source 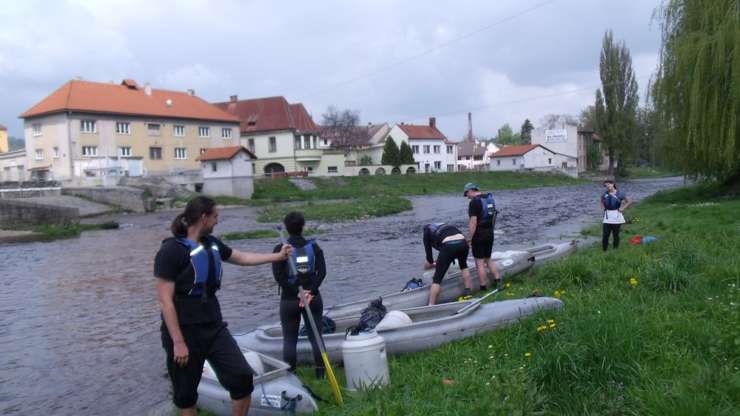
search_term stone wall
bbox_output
[0,199,79,227]
[0,187,62,199]
[62,186,153,213]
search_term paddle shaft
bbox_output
[456,287,502,315]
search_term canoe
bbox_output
[525,240,577,266]
[324,250,534,319]
[236,297,562,364]
[147,350,318,415]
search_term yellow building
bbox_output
[19,79,240,181]
[0,124,8,153]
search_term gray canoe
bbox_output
[147,349,318,415]
[324,250,534,319]
[525,240,578,266]
[236,297,562,364]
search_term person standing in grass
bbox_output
[155,196,292,416]
[272,211,328,379]
[601,179,631,251]
[464,183,502,290]
[423,222,474,305]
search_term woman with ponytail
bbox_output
[154,196,291,415]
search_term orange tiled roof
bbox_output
[0,124,6,131]
[398,124,446,140]
[213,96,318,134]
[492,144,540,157]
[20,80,240,123]
[198,146,256,162]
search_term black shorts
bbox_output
[161,321,254,409]
[432,240,469,284]
[471,236,494,259]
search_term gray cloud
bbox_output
[0,0,661,140]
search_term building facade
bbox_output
[19,79,240,182]
[391,117,457,173]
[0,124,8,154]
[457,139,497,171]
[530,115,607,173]
[490,144,576,176]
[199,146,256,198]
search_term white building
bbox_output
[198,146,256,198]
[0,150,27,182]
[531,115,607,173]
[457,139,498,171]
[489,144,577,176]
[390,117,457,173]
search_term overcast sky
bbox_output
[0,0,663,140]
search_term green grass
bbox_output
[256,196,413,223]
[31,221,119,241]
[220,227,325,241]
[252,171,585,202]
[289,184,740,415]
[621,166,681,179]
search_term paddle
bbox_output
[456,286,504,315]
[278,227,344,407]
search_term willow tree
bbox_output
[594,30,639,176]
[653,0,739,180]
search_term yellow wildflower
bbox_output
[505,282,512,288]
[524,352,532,358]
[629,277,639,287]
[549,323,557,329]
[537,325,547,332]
[546,319,555,324]
[554,290,561,298]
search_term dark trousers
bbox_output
[602,223,622,251]
[161,322,253,409]
[280,293,324,372]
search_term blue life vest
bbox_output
[175,237,222,298]
[288,240,316,286]
[602,191,623,211]
[478,193,497,227]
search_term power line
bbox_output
[301,0,558,99]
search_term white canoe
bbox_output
[147,349,318,415]
[236,297,562,364]
[324,250,534,319]
[525,240,577,267]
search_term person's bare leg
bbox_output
[461,268,473,292]
[232,396,250,416]
[180,407,197,416]
[429,283,441,305]
[474,258,488,290]
[487,258,501,286]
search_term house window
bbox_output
[512,159,516,166]
[174,147,187,160]
[423,145,430,154]
[412,145,419,154]
[198,126,210,138]
[118,146,132,157]
[474,155,483,161]
[446,145,453,154]
[53,147,60,158]
[323,138,328,146]
[434,161,441,170]
[447,164,455,172]
[35,149,44,160]
[115,122,130,135]
[466,156,471,161]
[303,135,311,149]
[173,125,185,137]
[32,123,42,136]
[294,136,302,150]
[312,136,317,149]
[80,120,97,133]
[247,138,255,153]
[149,147,162,160]
[433,145,440,154]
[221,128,232,139]
[548,158,552,165]
[268,136,276,153]
[211,162,217,172]
[82,146,98,156]
[328,166,338,173]
[497,160,501,166]
[147,123,161,135]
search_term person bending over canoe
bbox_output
[272,211,327,379]
[423,222,474,305]
[601,179,631,251]
[464,183,502,290]
[154,196,291,416]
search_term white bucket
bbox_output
[341,331,389,391]
[375,310,413,331]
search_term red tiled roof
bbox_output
[213,96,318,134]
[197,146,256,162]
[20,80,240,123]
[398,124,446,140]
[0,124,6,131]
[492,144,540,157]
[457,140,488,157]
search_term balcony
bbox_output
[294,148,322,162]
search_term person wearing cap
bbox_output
[463,183,502,290]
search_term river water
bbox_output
[0,177,683,415]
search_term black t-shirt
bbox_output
[154,235,233,296]
[423,224,463,263]
[468,197,494,239]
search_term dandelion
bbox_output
[547,319,555,324]
[488,344,493,349]
[549,323,557,329]
[537,325,547,332]
[524,352,532,358]
[629,277,638,287]
[505,282,512,289]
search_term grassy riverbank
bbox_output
[256,196,412,223]
[291,184,740,415]
[253,171,584,202]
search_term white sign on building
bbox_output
[545,129,568,143]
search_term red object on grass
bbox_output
[629,235,642,245]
